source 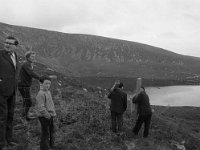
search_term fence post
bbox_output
[134,78,142,112]
[127,78,142,114]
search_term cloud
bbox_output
[158,32,179,39]
[0,0,200,57]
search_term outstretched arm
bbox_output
[132,93,141,103]
[107,90,113,99]
[24,63,40,80]
[107,81,118,99]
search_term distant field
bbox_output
[143,86,200,106]
[78,76,199,91]
[79,76,200,106]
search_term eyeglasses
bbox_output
[5,42,17,46]
[5,39,19,46]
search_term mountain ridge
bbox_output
[2,46,200,150]
[1,22,200,82]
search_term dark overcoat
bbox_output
[0,49,19,96]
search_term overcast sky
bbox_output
[0,0,200,57]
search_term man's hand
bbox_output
[115,80,120,85]
[111,80,120,91]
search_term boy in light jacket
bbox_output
[36,76,56,150]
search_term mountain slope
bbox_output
[1,22,200,81]
[13,57,200,150]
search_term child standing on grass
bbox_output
[36,76,56,150]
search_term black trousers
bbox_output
[18,87,32,118]
[39,117,54,150]
[133,114,152,138]
[111,111,123,133]
[0,94,15,148]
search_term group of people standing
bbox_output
[0,36,56,150]
[107,81,152,138]
[0,36,152,150]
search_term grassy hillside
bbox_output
[10,56,200,150]
[1,22,200,83]
[1,22,200,149]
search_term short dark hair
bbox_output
[25,51,36,60]
[141,86,145,91]
[39,75,51,83]
[6,36,19,45]
[118,82,124,88]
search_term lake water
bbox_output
[129,86,200,107]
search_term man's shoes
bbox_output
[132,133,138,139]
[7,141,18,147]
[116,132,124,136]
[0,146,8,150]
[50,143,55,148]
[110,127,117,133]
[50,145,56,150]
[26,116,32,121]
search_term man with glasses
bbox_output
[0,36,20,150]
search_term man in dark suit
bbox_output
[132,86,152,138]
[18,51,40,121]
[108,81,127,133]
[0,36,20,150]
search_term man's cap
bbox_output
[141,86,145,91]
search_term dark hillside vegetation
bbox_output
[1,22,200,149]
[10,56,200,150]
[1,22,200,83]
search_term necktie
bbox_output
[7,51,16,68]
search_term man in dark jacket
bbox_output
[132,86,152,138]
[18,51,40,120]
[108,81,127,133]
[0,36,20,150]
